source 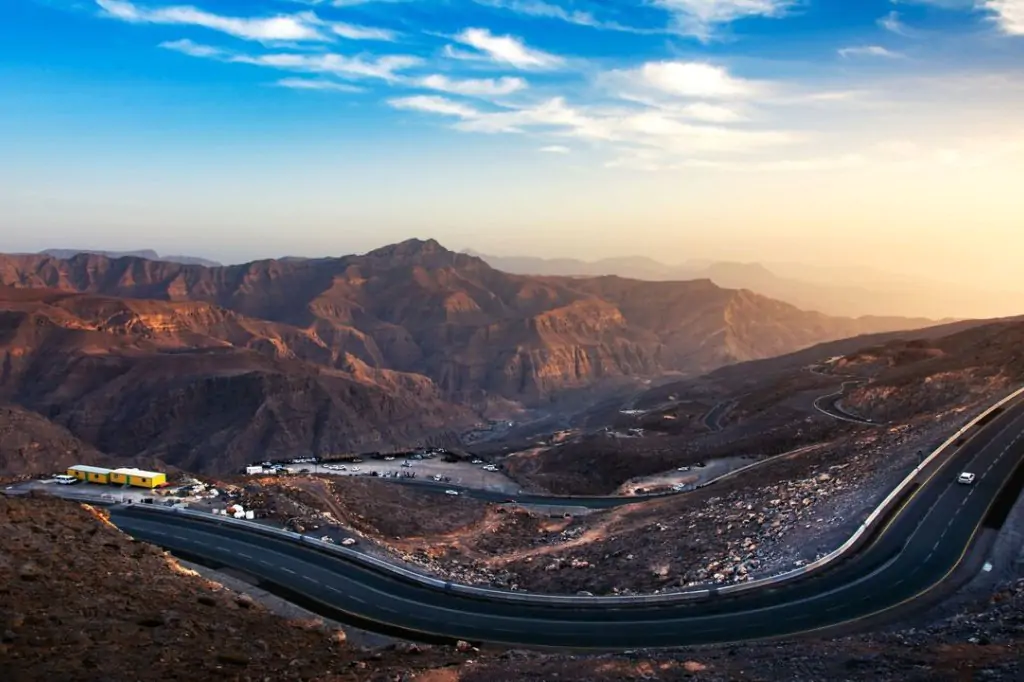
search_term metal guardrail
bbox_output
[119,384,1024,606]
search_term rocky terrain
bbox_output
[234,400,982,596]
[0,288,476,475]
[3,491,1023,681]
[0,403,112,476]
[0,492,472,682]
[0,239,935,405]
[207,316,1024,597]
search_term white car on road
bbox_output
[957,472,976,485]
[444,489,460,496]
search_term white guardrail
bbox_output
[120,384,1024,606]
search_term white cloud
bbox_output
[894,0,1023,35]
[677,102,745,122]
[275,77,364,92]
[539,145,571,153]
[389,95,481,118]
[878,11,910,35]
[236,52,420,80]
[96,0,395,43]
[838,45,903,58]
[473,0,659,34]
[385,93,798,156]
[450,28,563,69]
[652,0,797,40]
[160,39,421,81]
[417,74,527,97]
[158,38,224,57]
[981,0,1024,34]
[629,61,762,98]
[326,22,397,41]
[97,0,327,41]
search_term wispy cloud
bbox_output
[416,74,527,97]
[385,93,799,155]
[838,45,903,58]
[878,11,910,35]
[473,0,660,34]
[651,0,797,41]
[275,77,364,92]
[390,95,480,118]
[160,39,420,81]
[449,28,564,69]
[539,145,571,153]
[96,0,395,43]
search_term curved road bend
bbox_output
[814,380,875,425]
[109,397,1024,649]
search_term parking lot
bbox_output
[6,478,159,503]
[282,458,521,494]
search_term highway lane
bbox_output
[108,395,1024,648]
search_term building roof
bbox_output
[68,465,113,475]
[111,467,164,478]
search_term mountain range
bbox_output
[35,249,222,268]
[0,238,946,473]
[466,250,1016,321]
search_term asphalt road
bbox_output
[108,396,1024,648]
[702,399,736,432]
[813,380,876,424]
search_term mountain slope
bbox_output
[0,240,935,403]
[0,288,475,474]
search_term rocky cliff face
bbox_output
[0,240,935,405]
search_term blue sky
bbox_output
[2,0,1023,288]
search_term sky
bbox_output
[1,0,1023,291]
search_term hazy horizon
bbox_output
[3,0,1023,294]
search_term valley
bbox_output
[0,240,946,477]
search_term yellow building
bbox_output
[110,467,167,489]
[67,465,113,484]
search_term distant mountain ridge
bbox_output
[464,250,1011,320]
[37,249,222,268]
[0,239,937,401]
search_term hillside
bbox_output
[0,239,936,404]
[0,403,112,476]
[0,288,475,475]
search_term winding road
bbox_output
[107,392,1024,648]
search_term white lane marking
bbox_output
[303,576,320,585]
[237,553,253,559]
[280,567,296,575]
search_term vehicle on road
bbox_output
[444,489,459,496]
[341,538,357,546]
[957,472,976,485]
